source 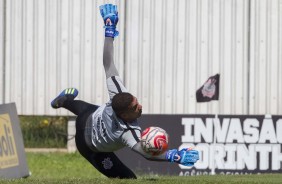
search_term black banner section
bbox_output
[116,114,282,176]
[0,103,29,179]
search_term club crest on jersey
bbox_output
[102,157,113,169]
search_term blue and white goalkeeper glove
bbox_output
[99,4,119,38]
[166,148,199,166]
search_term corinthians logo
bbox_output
[102,157,113,170]
[196,74,220,102]
[201,78,217,98]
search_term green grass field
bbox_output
[1,152,282,184]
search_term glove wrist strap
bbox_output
[165,149,177,163]
[105,28,119,38]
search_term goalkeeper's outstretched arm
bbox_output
[132,142,168,161]
[103,37,119,79]
[100,4,120,79]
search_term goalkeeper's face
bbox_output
[126,97,142,120]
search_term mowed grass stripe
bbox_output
[1,152,282,184]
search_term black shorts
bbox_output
[74,105,137,179]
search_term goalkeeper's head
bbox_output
[112,92,142,123]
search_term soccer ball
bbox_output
[141,126,169,156]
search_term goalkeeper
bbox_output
[51,4,199,179]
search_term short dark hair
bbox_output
[112,92,134,116]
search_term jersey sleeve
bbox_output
[106,76,128,100]
[121,128,141,149]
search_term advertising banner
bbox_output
[0,103,29,179]
[116,114,282,175]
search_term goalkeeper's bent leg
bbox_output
[75,110,137,179]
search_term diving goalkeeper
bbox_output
[51,4,199,179]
